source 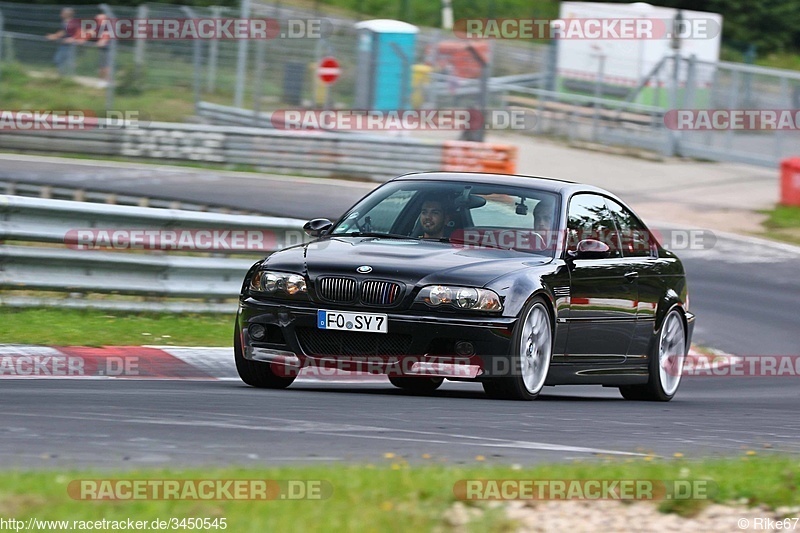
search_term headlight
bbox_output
[250,271,307,297]
[417,285,502,311]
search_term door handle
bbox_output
[624,271,639,281]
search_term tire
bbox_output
[389,376,444,392]
[234,323,296,389]
[619,308,687,402]
[482,297,553,400]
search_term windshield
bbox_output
[329,180,560,257]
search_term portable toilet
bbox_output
[354,19,419,111]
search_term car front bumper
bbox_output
[237,298,517,379]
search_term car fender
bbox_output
[487,265,560,319]
[655,289,687,333]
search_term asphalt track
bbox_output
[0,154,373,220]
[1,155,799,468]
[1,377,798,468]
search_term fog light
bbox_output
[249,323,266,340]
[455,341,475,356]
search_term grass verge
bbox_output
[759,205,800,246]
[1,456,798,531]
[0,308,232,346]
[0,63,197,123]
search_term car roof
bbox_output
[390,171,611,198]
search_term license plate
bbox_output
[317,310,388,333]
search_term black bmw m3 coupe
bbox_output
[235,172,695,401]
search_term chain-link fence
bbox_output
[643,55,800,166]
[0,1,552,112]
[0,2,108,80]
[1,1,798,166]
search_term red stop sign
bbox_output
[318,57,341,84]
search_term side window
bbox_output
[605,198,655,258]
[566,194,621,258]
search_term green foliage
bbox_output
[0,307,234,346]
[759,205,800,246]
[0,456,799,530]
[114,61,146,96]
[597,0,800,55]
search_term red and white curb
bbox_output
[0,344,385,382]
[0,344,735,381]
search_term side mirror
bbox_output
[568,239,610,260]
[303,218,333,237]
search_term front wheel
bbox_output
[620,308,687,402]
[234,323,296,389]
[483,298,552,400]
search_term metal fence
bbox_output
[0,1,551,111]
[0,194,307,312]
[672,58,800,167]
[1,1,798,168]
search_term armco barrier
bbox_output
[0,120,517,181]
[0,195,307,311]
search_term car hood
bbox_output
[264,236,551,287]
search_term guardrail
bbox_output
[0,195,307,312]
[498,85,670,155]
[0,120,482,181]
[197,102,276,128]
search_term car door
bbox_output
[605,197,661,359]
[564,193,638,362]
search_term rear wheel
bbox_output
[483,298,552,400]
[619,308,686,402]
[389,376,444,392]
[234,323,296,389]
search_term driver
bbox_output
[419,199,451,239]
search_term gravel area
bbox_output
[443,500,800,532]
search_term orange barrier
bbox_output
[442,141,517,175]
[780,157,800,207]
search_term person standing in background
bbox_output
[46,7,80,76]
[89,13,111,84]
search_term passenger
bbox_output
[533,199,554,233]
[533,199,556,251]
